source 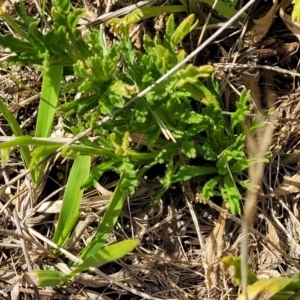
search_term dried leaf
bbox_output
[280,7,300,42]
[0,269,17,284]
[34,196,111,214]
[245,0,278,44]
[257,218,280,276]
[11,276,21,300]
[205,202,227,288]
[36,200,63,213]
[274,170,300,196]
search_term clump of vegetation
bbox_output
[0,0,255,287]
[4,1,300,299]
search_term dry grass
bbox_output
[1,0,300,299]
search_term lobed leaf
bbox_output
[221,174,241,215]
[171,14,198,45]
[231,91,251,129]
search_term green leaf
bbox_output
[175,65,214,88]
[55,0,70,12]
[292,0,300,22]
[109,7,186,36]
[180,81,221,109]
[24,270,64,287]
[2,12,29,41]
[117,160,139,194]
[1,148,10,167]
[171,165,218,183]
[25,240,139,286]
[202,176,222,198]
[36,64,63,137]
[0,98,31,168]
[198,0,244,20]
[57,93,100,116]
[29,145,61,176]
[181,140,196,158]
[0,35,36,56]
[64,240,139,282]
[0,137,61,149]
[221,174,241,214]
[80,173,129,259]
[83,159,120,189]
[237,277,300,300]
[52,155,91,248]
[171,14,198,45]
[222,256,257,287]
[141,6,186,20]
[166,14,176,39]
[231,91,250,129]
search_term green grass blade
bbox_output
[80,173,128,259]
[24,270,64,287]
[0,137,62,149]
[196,0,244,20]
[2,12,29,41]
[24,240,138,287]
[52,155,91,248]
[34,64,62,182]
[35,65,63,137]
[0,98,31,167]
[64,240,139,282]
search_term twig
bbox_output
[214,62,300,77]
[193,0,218,64]
[79,0,157,29]
[13,209,41,300]
[242,115,274,295]
[0,228,50,254]
[181,184,205,251]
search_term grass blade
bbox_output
[35,65,63,137]
[24,240,139,286]
[24,270,64,287]
[34,64,63,182]
[0,97,31,167]
[52,155,91,248]
[0,137,62,149]
[64,240,139,282]
[80,173,128,259]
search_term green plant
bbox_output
[58,10,253,215]
[0,0,140,286]
[222,256,300,300]
[0,0,253,212]
[24,240,139,287]
[178,0,246,20]
[0,0,255,287]
[292,0,300,22]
